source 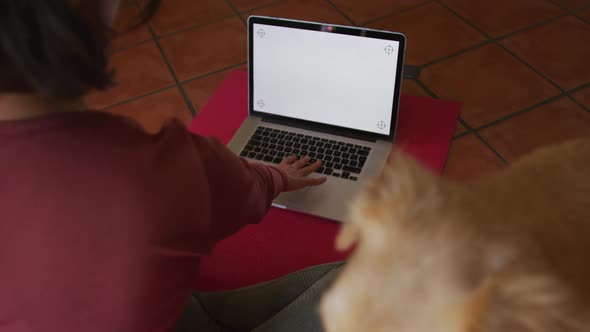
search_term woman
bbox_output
[0,1,341,331]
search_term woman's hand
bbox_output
[275,155,327,191]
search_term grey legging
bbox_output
[176,262,343,332]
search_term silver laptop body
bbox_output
[228,16,406,222]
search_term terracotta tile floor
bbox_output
[91,0,590,182]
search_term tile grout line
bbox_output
[100,85,177,111]
[473,93,565,132]
[131,0,199,116]
[359,1,434,26]
[179,62,248,85]
[240,0,286,16]
[223,0,247,25]
[144,25,197,116]
[323,0,357,25]
[415,77,507,164]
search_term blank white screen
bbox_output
[252,23,400,135]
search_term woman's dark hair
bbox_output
[0,0,161,99]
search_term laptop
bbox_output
[228,16,406,222]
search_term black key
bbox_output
[325,150,334,156]
[359,156,367,163]
[285,135,295,141]
[341,172,350,179]
[351,154,358,161]
[277,146,285,151]
[269,144,277,150]
[296,133,304,137]
[343,166,361,174]
[309,153,317,158]
[349,148,357,155]
[278,134,285,139]
[255,129,263,135]
[309,158,318,164]
[269,150,278,156]
[324,155,333,162]
[302,145,310,151]
[315,167,325,174]
[341,147,349,153]
[278,152,286,158]
[334,151,342,157]
[332,145,340,151]
[252,134,263,140]
[255,153,264,160]
[350,160,359,167]
[261,142,269,148]
[293,149,301,155]
[240,151,248,157]
[301,139,309,144]
[270,133,278,138]
[350,176,358,181]
[261,131,270,136]
[329,140,337,144]
[317,142,325,148]
[272,128,280,132]
[304,135,312,139]
[321,138,329,142]
[324,168,333,176]
[363,146,371,151]
[278,140,287,146]
[326,162,334,168]
[247,152,256,158]
[285,147,293,153]
[280,130,288,134]
[337,142,345,145]
[246,144,255,151]
[262,137,270,142]
[332,172,341,177]
[318,148,326,154]
[273,157,282,164]
[262,148,270,154]
[333,157,342,163]
[346,143,354,148]
[317,154,325,160]
[309,140,317,146]
[325,144,332,150]
[271,138,278,144]
[312,136,320,141]
[354,144,363,149]
[254,147,262,153]
[293,137,301,143]
[358,150,369,157]
[341,159,351,166]
[293,143,301,148]
[286,142,293,147]
[342,153,351,159]
[263,155,274,162]
[250,140,261,147]
[334,164,343,170]
[309,146,318,152]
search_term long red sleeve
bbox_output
[0,111,286,332]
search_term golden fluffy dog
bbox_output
[320,137,590,332]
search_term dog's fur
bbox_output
[320,137,590,332]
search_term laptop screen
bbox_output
[251,20,404,136]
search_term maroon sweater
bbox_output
[0,111,286,332]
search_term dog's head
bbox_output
[320,150,581,332]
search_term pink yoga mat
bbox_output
[189,70,461,291]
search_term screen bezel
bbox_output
[248,15,406,140]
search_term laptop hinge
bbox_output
[261,116,380,143]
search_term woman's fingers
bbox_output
[299,160,322,176]
[291,156,311,169]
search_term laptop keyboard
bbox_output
[239,126,371,181]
